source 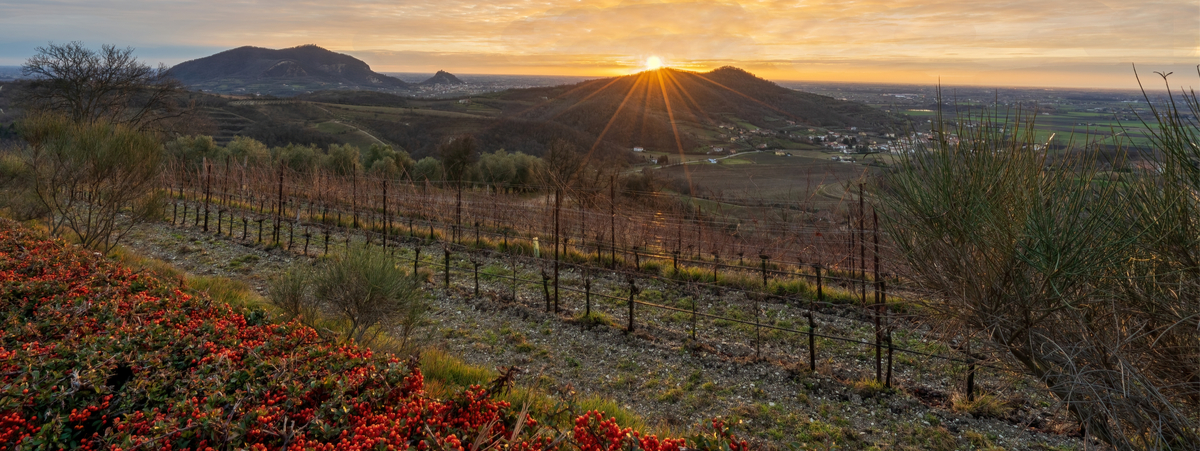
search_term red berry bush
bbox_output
[0,221,745,450]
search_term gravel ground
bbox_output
[120,214,1093,451]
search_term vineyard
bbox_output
[0,218,761,449]
[161,161,1041,411]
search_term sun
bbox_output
[645,56,664,71]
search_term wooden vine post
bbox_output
[584,268,592,317]
[473,260,481,297]
[811,264,821,372]
[758,255,769,360]
[610,175,616,269]
[554,187,561,314]
[274,163,283,246]
[627,277,639,333]
[203,159,212,233]
[383,178,389,251]
[883,280,893,388]
[874,208,882,383]
[443,247,450,289]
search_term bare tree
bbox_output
[542,138,584,190]
[20,42,185,131]
[438,135,478,235]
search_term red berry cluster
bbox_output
[0,221,744,450]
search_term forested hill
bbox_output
[169,45,409,95]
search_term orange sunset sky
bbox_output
[1,0,1197,89]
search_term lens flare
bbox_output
[645,56,664,71]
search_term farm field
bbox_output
[656,150,879,210]
[901,109,1161,149]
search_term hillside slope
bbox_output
[0,219,735,450]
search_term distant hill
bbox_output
[495,67,901,153]
[189,66,903,159]
[420,70,465,86]
[168,45,410,96]
[0,66,21,81]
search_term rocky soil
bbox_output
[120,214,1093,451]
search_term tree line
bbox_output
[162,133,641,195]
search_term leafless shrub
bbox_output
[270,245,427,347]
[876,82,1200,449]
[20,113,165,252]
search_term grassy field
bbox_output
[901,108,1162,149]
[656,149,875,211]
[313,121,383,148]
[319,102,494,119]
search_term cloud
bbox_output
[0,0,1196,87]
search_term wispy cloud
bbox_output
[0,0,1196,88]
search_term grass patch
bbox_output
[478,262,512,281]
[851,376,890,398]
[672,265,717,283]
[575,311,616,328]
[187,275,265,311]
[420,348,494,397]
[420,349,650,433]
[640,259,666,275]
[657,387,685,403]
[107,245,184,281]
[888,424,958,451]
[951,393,1011,419]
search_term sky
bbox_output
[1,0,1198,89]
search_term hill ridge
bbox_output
[420,70,465,86]
[169,45,409,95]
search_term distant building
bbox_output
[632,147,645,152]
